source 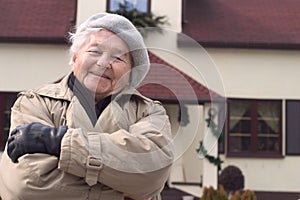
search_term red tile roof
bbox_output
[181,0,300,49]
[137,52,219,103]
[0,0,77,43]
[0,0,217,102]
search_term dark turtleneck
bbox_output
[67,72,112,125]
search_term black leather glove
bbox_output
[7,122,67,163]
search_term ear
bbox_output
[72,54,77,63]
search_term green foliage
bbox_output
[229,190,257,200]
[201,186,228,200]
[241,190,257,200]
[201,186,256,200]
[110,0,168,35]
[196,108,223,171]
[229,191,242,200]
[196,141,223,171]
[205,116,219,138]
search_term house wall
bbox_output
[207,48,300,99]
[144,32,300,100]
[207,48,300,193]
[221,156,300,193]
[164,104,204,184]
[0,43,70,91]
[142,13,300,195]
[164,104,204,197]
[151,0,182,32]
[156,43,300,193]
[76,0,106,25]
[76,0,182,32]
[143,31,226,97]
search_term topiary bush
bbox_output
[218,165,245,195]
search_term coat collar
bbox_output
[33,72,73,101]
[33,72,152,103]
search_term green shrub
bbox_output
[201,186,256,200]
[229,191,242,200]
[229,189,257,200]
[241,190,256,200]
[201,186,227,200]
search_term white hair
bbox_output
[68,27,103,66]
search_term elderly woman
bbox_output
[0,13,173,200]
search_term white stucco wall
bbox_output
[76,0,106,25]
[145,31,300,193]
[0,43,70,91]
[76,0,182,32]
[151,0,182,32]
[207,48,300,99]
[165,104,204,197]
[165,104,204,183]
[144,32,300,100]
[143,30,226,98]
[221,156,300,192]
[205,48,300,193]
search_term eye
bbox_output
[88,50,99,54]
[112,55,126,63]
[87,49,102,55]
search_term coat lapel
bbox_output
[66,96,100,132]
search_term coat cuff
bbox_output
[58,129,89,178]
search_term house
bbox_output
[0,0,300,199]
[180,0,300,199]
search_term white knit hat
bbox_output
[75,12,150,87]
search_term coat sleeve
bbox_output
[7,90,69,128]
[58,100,174,199]
[0,91,71,200]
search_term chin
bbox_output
[95,87,112,96]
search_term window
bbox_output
[227,99,282,157]
[0,92,18,151]
[286,100,300,155]
[107,0,151,13]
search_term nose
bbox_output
[96,54,112,68]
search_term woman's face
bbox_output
[72,29,132,101]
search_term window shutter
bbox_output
[286,100,300,155]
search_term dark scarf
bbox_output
[67,72,112,125]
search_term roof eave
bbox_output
[177,35,300,50]
[0,36,69,45]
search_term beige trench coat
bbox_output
[0,73,173,200]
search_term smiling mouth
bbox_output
[91,72,112,80]
[101,74,111,80]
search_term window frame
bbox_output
[226,99,283,158]
[106,0,151,13]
